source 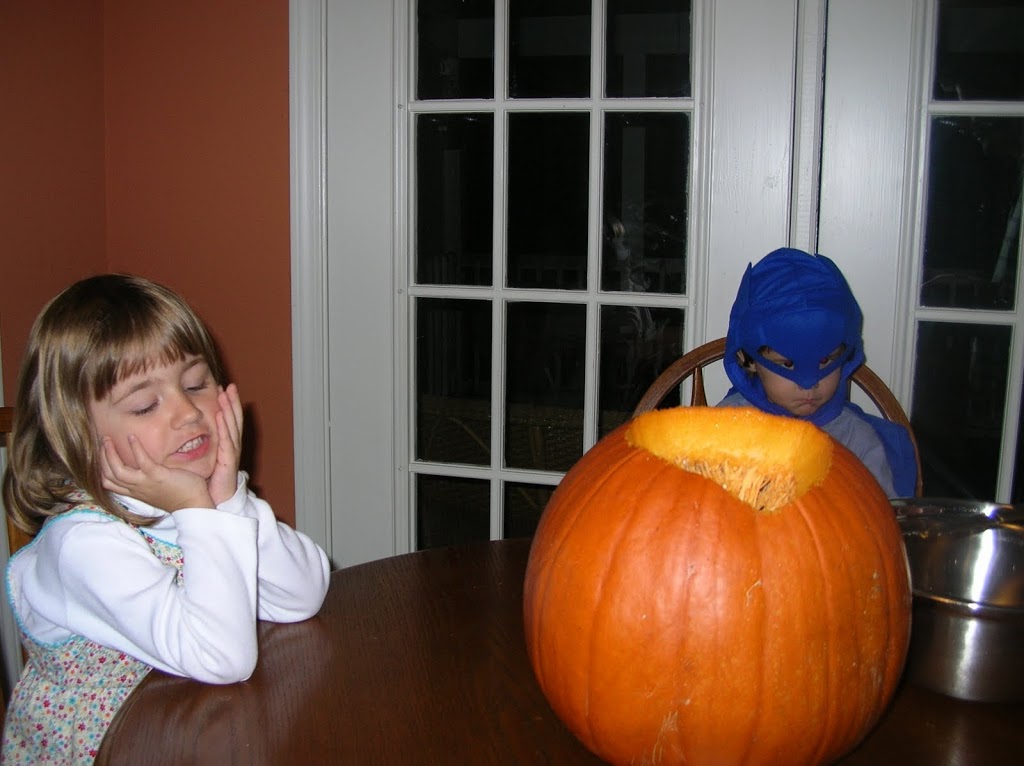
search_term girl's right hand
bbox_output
[100,435,215,511]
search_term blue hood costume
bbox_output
[724,247,917,496]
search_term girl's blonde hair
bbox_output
[3,274,225,533]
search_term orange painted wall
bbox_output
[0,0,296,524]
[0,0,108,391]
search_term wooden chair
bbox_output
[632,338,924,496]
[0,407,34,554]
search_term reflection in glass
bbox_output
[507,113,590,289]
[416,114,495,286]
[505,302,586,471]
[417,0,495,100]
[416,475,490,550]
[599,305,684,436]
[509,0,591,98]
[606,0,692,98]
[503,482,555,538]
[912,322,1010,499]
[921,117,1023,310]
[416,298,492,465]
[933,0,1024,101]
[602,112,689,294]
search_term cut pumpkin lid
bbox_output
[626,406,833,512]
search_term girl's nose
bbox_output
[170,394,203,427]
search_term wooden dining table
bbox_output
[95,538,1024,765]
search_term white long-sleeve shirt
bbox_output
[6,473,330,685]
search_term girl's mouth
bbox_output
[175,435,210,458]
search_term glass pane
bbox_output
[416,475,490,549]
[933,0,1024,101]
[503,482,555,538]
[921,116,1024,310]
[602,112,689,294]
[505,302,586,471]
[507,113,590,289]
[509,0,591,98]
[416,114,495,286]
[911,321,1010,499]
[417,0,495,100]
[599,305,685,436]
[416,298,492,465]
[606,0,692,98]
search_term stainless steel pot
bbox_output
[892,498,1024,702]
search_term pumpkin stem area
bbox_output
[625,407,833,512]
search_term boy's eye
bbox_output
[130,402,157,416]
[186,380,209,393]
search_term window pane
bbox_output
[503,482,555,538]
[602,112,689,294]
[416,298,492,465]
[416,114,495,286]
[509,0,591,98]
[912,322,1010,499]
[921,116,1023,310]
[606,0,692,98]
[933,0,1024,101]
[507,113,590,289]
[505,301,585,471]
[417,0,495,100]
[599,305,685,436]
[416,475,490,549]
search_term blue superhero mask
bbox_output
[724,248,866,426]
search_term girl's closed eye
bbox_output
[130,401,158,416]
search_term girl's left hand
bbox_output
[209,383,244,505]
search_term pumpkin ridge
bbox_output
[527,432,659,743]
[583,452,689,758]
[527,429,637,687]
[794,497,840,765]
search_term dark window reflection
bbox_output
[416,298,492,465]
[503,482,555,538]
[933,0,1024,101]
[417,0,495,100]
[599,305,684,436]
[507,113,590,289]
[606,0,692,98]
[602,112,689,294]
[912,322,1010,499]
[509,0,591,98]
[921,116,1023,310]
[416,475,490,549]
[416,114,495,286]
[505,301,586,471]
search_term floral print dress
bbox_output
[2,505,184,765]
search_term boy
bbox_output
[718,247,917,497]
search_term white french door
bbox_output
[291,0,1024,567]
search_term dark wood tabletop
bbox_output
[95,538,1024,765]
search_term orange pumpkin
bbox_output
[523,407,911,766]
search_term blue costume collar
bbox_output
[724,248,866,426]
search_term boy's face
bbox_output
[748,346,844,418]
[88,354,222,483]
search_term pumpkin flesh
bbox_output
[523,407,911,766]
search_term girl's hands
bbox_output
[100,435,214,512]
[209,383,244,505]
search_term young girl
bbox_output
[1,274,331,764]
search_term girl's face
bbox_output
[88,354,222,482]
